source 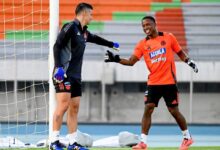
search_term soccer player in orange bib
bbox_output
[105,16,198,150]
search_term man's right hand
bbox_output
[53,67,67,83]
[104,50,121,63]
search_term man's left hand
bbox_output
[187,59,198,73]
[112,42,120,51]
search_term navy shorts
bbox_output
[144,84,179,107]
[53,77,82,98]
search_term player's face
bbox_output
[83,9,93,25]
[142,19,156,36]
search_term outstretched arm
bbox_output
[177,50,198,73]
[119,55,139,66]
[176,49,189,62]
[87,32,120,51]
[104,50,139,66]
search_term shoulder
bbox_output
[134,39,146,51]
[134,39,145,49]
[138,38,146,45]
[61,21,77,33]
[164,32,175,38]
[160,32,170,37]
[160,32,177,42]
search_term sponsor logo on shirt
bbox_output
[144,45,151,51]
[151,57,166,64]
[77,32,81,36]
[149,48,166,58]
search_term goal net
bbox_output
[0,0,50,147]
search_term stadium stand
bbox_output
[156,8,187,47]
[0,0,49,38]
[56,0,152,24]
[182,2,220,60]
[1,0,220,60]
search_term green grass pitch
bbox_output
[90,147,220,150]
[2,147,220,150]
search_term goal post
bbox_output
[49,0,59,143]
[0,0,59,147]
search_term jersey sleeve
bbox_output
[133,40,144,60]
[87,31,114,48]
[169,33,182,53]
[53,22,75,67]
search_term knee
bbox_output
[168,107,179,116]
[145,103,155,114]
[69,103,79,115]
[55,99,69,116]
[56,101,69,116]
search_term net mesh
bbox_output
[0,0,49,146]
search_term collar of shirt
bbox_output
[74,19,88,33]
[146,31,164,40]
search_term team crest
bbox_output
[64,82,71,90]
[161,40,166,46]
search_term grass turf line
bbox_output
[1,147,220,150]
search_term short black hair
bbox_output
[75,3,93,15]
[142,16,156,23]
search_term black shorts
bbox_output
[53,77,82,98]
[144,84,179,107]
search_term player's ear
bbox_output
[80,9,86,17]
[153,21,157,28]
[152,20,156,26]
